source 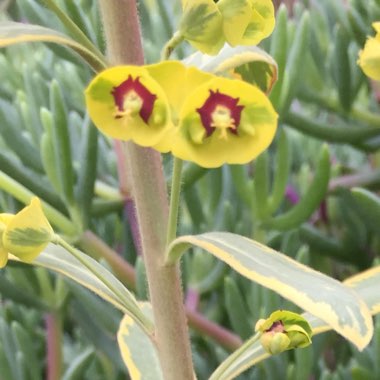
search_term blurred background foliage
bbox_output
[0,0,379,379]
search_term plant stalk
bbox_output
[98,1,194,378]
[45,312,62,380]
[78,229,243,350]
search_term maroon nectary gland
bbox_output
[266,321,285,333]
[196,90,244,137]
[111,76,157,123]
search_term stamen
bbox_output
[197,90,244,139]
[111,76,157,123]
[210,105,237,140]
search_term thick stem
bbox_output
[125,144,194,380]
[98,0,144,65]
[98,1,194,379]
[45,312,62,380]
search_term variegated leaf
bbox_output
[183,44,278,93]
[167,232,373,350]
[9,243,154,334]
[209,264,380,380]
[118,303,164,380]
[0,21,105,72]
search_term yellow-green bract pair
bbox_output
[255,310,312,355]
[0,198,54,268]
[358,22,380,81]
[180,0,275,55]
[85,61,278,168]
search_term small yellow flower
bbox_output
[0,198,54,267]
[170,75,278,168]
[180,0,275,54]
[85,65,172,148]
[218,0,275,47]
[180,0,225,55]
[358,22,380,81]
[255,310,312,355]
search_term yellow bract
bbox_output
[85,65,172,148]
[180,0,225,55]
[146,61,214,123]
[180,0,275,54]
[358,22,380,81]
[170,76,278,168]
[85,61,278,168]
[255,310,312,355]
[0,198,54,267]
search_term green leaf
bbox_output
[117,303,164,380]
[224,277,253,339]
[183,44,277,94]
[49,80,75,206]
[263,145,330,231]
[8,244,154,334]
[0,21,106,72]
[167,232,373,350]
[209,264,380,380]
[278,11,310,114]
[62,348,94,380]
[351,188,380,232]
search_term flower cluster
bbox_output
[0,198,54,267]
[179,0,275,55]
[85,61,278,168]
[255,310,312,355]
[358,22,380,80]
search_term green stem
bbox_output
[209,332,262,380]
[94,180,123,200]
[0,171,76,236]
[166,157,183,245]
[351,107,380,128]
[56,235,153,334]
[41,0,106,65]
[35,267,55,305]
[161,31,185,60]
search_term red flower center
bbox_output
[111,76,157,123]
[266,321,285,333]
[197,90,244,139]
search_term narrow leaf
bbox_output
[0,21,106,72]
[183,44,278,94]
[167,232,373,350]
[8,244,154,334]
[209,264,380,380]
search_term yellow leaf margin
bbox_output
[166,232,373,350]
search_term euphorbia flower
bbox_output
[358,22,380,80]
[180,0,225,55]
[255,310,312,355]
[218,0,275,47]
[180,0,275,54]
[0,197,54,267]
[169,75,278,168]
[85,65,172,147]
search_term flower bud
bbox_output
[256,310,312,355]
[1,198,54,264]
